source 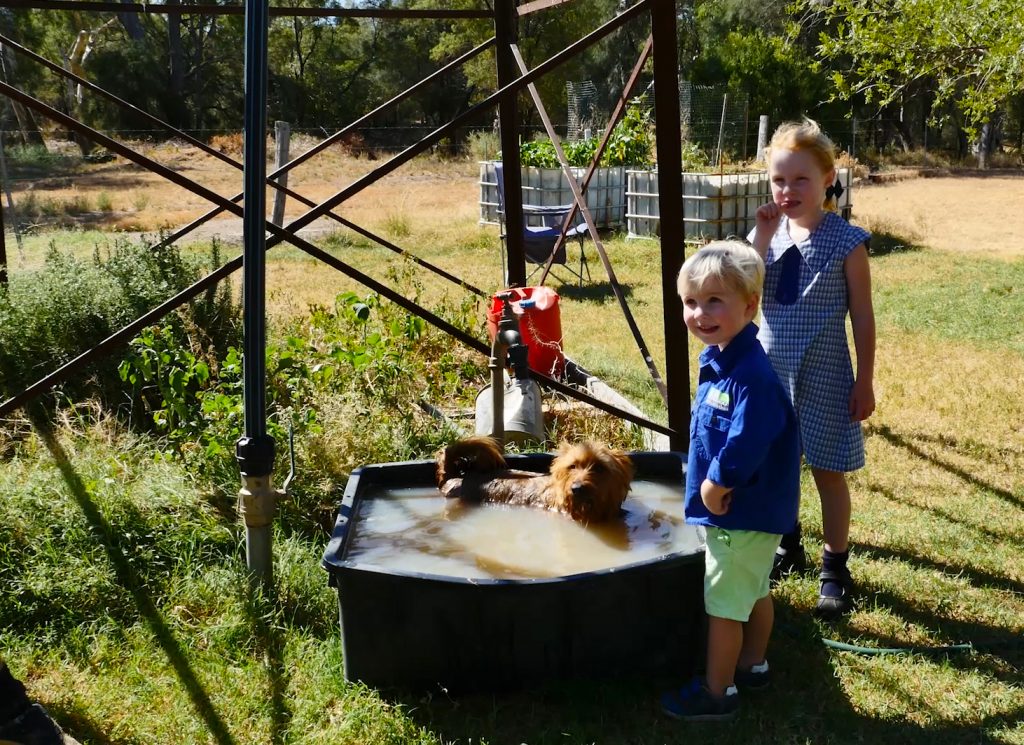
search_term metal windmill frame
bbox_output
[0,0,689,586]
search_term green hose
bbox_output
[821,638,975,656]
[821,638,1023,656]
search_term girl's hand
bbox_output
[700,478,732,516]
[849,378,875,421]
[751,202,782,256]
[755,202,782,236]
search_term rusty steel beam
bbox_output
[494,0,524,286]
[511,41,670,409]
[537,35,653,282]
[650,0,687,451]
[517,0,577,16]
[0,0,492,18]
[0,77,674,436]
[0,0,678,439]
[0,30,487,296]
[276,0,651,241]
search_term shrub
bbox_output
[465,128,500,162]
[117,266,488,510]
[0,237,240,412]
[209,132,244,156]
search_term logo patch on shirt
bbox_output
[705,387,731,411]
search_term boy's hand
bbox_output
[849,378,875,421]
[752,202,782,254]
[700,478,732,516]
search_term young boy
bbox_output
[660,240,801,721]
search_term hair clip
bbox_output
[826,177,844,201]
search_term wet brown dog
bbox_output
[436,436,635,523]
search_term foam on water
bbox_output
[346,479,704,579]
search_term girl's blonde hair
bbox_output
[677,240,764,301]
[767,117,838,210]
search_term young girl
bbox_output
[749,118,875,620]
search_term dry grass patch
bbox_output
[854,174,1024,259]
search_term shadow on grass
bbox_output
[868,481,1024,557]
[867,230,925,257]
[872,424,1023,510]
[245,589,292,745]
[28,406,297,744]
[41,704,146,745]
[841,569,1024,680]
[555,280,634,303]
[393,592,1022,744]
[28,407,237,745]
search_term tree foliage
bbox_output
[800,0,1024,137]
[0,0,1018,154]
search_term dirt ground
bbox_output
[851,171,1024,259]
[7,136,481,240]
[7,140,1024,259]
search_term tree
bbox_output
[799,0,1024,139]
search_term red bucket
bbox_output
[486,287,564,378]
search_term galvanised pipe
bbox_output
[237,0,276,589]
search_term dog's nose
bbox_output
[571,482,588,499]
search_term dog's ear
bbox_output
[612,449,636,482]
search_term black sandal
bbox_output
[814,568,854,620]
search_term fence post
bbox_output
[0,191,6,288]
[0,128,23,257]
[851,116,857,159]
[271,120,290,226]
[755,115,768,163]
[742,98,749,159]
[715,93,727,167]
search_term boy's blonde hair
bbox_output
[677,240,764,301]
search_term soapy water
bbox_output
[346,479,704,579]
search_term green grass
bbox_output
[1,211,1023,743]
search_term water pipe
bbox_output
[237,0,275,589]
[489,291,531,450]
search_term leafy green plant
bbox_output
[680,140,711,171]
[512,103,654,168]
[116,269,487,497]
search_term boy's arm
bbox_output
[706,382,787,490]
[845,243,875,421]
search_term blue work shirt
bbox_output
[685,322,801,535]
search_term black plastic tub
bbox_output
[321,450,705,692]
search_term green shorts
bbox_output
[702,527,781,622]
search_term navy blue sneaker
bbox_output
[734,660,771,691]
[0,702,73,745]
[660,677,739,722]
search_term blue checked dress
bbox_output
[747,211,871,472]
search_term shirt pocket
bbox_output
[696,405,732,457]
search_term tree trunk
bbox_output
[117,0,144,41]
[977,121,991,169]
[166,14,187,130]
[0,47,44,147]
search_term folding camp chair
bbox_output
[494,162,591,286]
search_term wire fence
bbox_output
[0,115,985,166]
